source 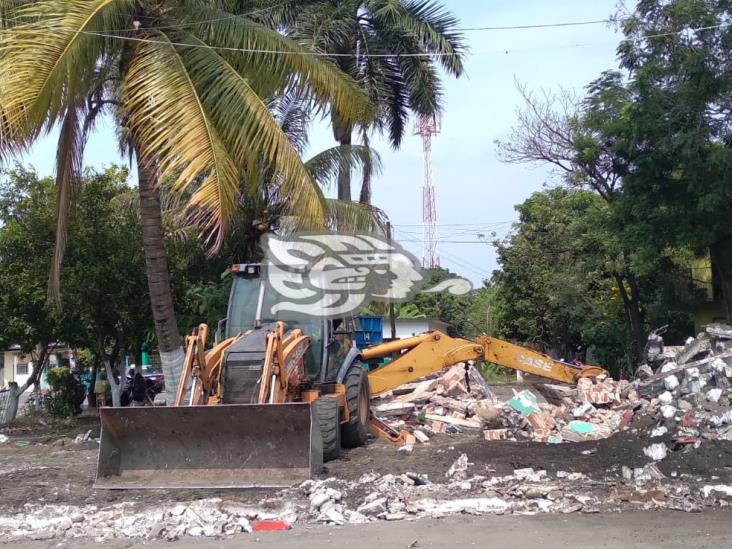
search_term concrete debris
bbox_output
[643,443,668,461]
[73,430,93,444]
[413,430,430,443]
[701,485,732,498]
[633,324,732,453]
[0,499,295,541]
[445,453,470,480]
[372,361,635,444]
[373,324,730,447]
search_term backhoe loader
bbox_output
[96,264,606,489]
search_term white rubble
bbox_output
[445,453,470,480]
[643,443,668,461]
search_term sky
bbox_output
[15,0,626,287]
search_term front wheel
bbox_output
[340,361,370,448]
[313,397,341,462]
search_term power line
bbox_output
[394,221,514,227]
[438,247,492,279]
[398,239,497,244]
[460,19,611,31]
[393,227,492,281]
[3,12,612,31]
[8,18,728,59]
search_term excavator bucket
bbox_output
[95,403,322,489]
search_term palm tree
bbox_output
[179,94,388,262]
[285,0,466,203]
[254,94,387,233]
[0,0,370,403]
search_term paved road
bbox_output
[8,510,731,548]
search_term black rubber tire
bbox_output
[340,361,371,448]
[314,397,341,462]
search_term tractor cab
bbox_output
[220,264,359,390]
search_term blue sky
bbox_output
[15,0,625,286]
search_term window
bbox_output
[16,362,28,376]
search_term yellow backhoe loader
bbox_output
[95,264,606,490]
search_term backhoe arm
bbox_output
[363,331,607,397]
[475,336,607,384]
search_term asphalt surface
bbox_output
[7,510,731,548]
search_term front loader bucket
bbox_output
[95,403,322,489]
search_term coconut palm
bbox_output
[285,0,466,203]
[179,94,387,262]
[0,0,371,402]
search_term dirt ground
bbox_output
[1,408,732,513]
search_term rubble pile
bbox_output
[297,457,732,526]
[633,323,732,454]
[0,499,299,542]
[3,455,732,542]
[372,364,635,444]
[372,364,498,442]
[373,324,732,453]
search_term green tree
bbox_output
[0,0,370,403]
[364,267,474,337]
[612,0,732,321]
[287,0,465,202]
[491,187,697,376]
[0,168,61,422]
[496,79,647,357]
[492,189,636,375]
[465,283,498,338]
[59,168,153,406]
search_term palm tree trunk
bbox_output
[359,165,371,205]
[137,155,183,405]
[332,114,353,201]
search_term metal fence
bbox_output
[0,388,11,425]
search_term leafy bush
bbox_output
[43,367,76,418]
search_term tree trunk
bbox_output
[103,358,124,408]
[137,155,184,405]
[87,355,99,407]
[331,113,353,202]
[614,272,645,362]
[359,167,371,205]
[710,239,732,322]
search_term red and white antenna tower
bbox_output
[415,115,440,268]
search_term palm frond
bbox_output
[370,0,465,76]
[184,6,374,126]
[399,54,442,115]
[305,144,382,192]
[0,0,130,142]
[281,198,388,234]
[0,98,20,163]
[48,103,86,306]
[0,0,20,31]
[171,30,327,230]
[270,94,312,155]
[123,30,240,250]
[324,198,388,233]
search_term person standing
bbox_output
[131,372,146,407]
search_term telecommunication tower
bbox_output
[414,115,440,268]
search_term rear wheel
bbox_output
[341,361,370,448]
[314,397,341,461]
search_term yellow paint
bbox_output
[365,332,607,396]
